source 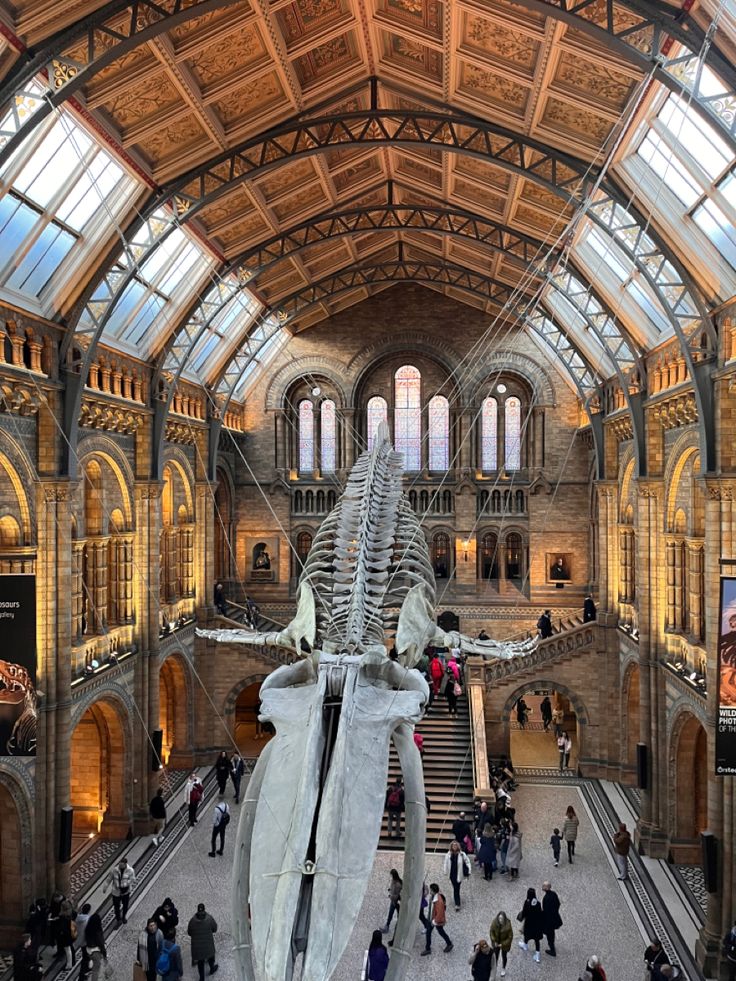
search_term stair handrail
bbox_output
[481,621,597,684]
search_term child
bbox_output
[550,828,562,867]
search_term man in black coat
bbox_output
[583,595,597,622]
[451,811,472,850]
[537,611,553,639]
[541,881,562,957]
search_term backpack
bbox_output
[218,805,230,827]
[190,783,203,803]
[387,787,402,809]
[156,945,172,976]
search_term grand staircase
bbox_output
[380,693,475,853]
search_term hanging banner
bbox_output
[717,576,736,775]
[0,574,37,756]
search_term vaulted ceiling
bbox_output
[0,0,733,409]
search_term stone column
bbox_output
[87,536,110,632]
[532,407,544,471]
[195,481,215,616]
[343,409,356,471]
[36,482,73,896]
[665,539,676,630]
[634,482,668,856]
[673,540,684,631]
[180,525,195,597]
[71,541,85,644]
[688,543,704,642]
[164,528,178,603]
[595,483,617,614]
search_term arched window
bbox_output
[298,400,314,473]
[428,395,449,471]
[366,395,388,451]
[296,531,312,574]
[480,533,498,581]
[394,365,421,471]
[505,396,522,470]
[432,532,451,579]
[506,532,522,580]
[481,397,498,471]
[320,399,336,472]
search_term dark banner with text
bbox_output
[717,576,736,775]
[0,574,37,756]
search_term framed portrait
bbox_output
[546,553,572,584]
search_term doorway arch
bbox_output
[501,680,588,772]
[0,776,28,941]
[70,697,129,841]
[230,679,272,756]
[671,711,707,859]
[159,654,191,766]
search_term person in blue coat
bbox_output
[366,929,389,981]
[477,824,497,880]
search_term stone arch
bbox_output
[669,707,708,851]
[77,437,135,532]
[0,766,33,941]
[159,652,193,766]
[223,673,271,718]
[161,447,195,519]
[619,454,636,522]
[465,352,557,408]
[347,330,460,404]
[501,679,589,725]
[265,356,349,411]
[70,692,132,839]
[665,439,701,534]
[622,659,640,772]
[0,433,36,544]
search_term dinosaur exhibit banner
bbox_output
[0,574,37,756]
[717,576,736,775]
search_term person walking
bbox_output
[515,697,529,729]
[385,777,404,839]
[644,939,670,978]
[541,881,562,957]
[478,824,497,880]
[552,705,564,737]
[150,786,167,847]
[505,823,523,879]
[157,929,183,981]
[612,822,632,880]
[430,654,444,698]
[550,827,562,866]
[104,857,136,926]
[187,903,218,981]
[489,911,513,978]
[445,667,460,717]
[381,869,402,934]
[444,840,471,910]
[468,939,494,981]
[186,773,204,826]
[366,930,389,981]
[421,883,453,955]
[75,903,91,976]
[137,919,163,981]
[58,898,77,969]
[153,898,179,935]
[585,954,607,980]
[583,594,597,622]
[557,731,567,771]
[517,887,544,964]
[723,922,736,981]
[451,811,472,851]
[84,914,107,981]
[540,695,552,731]
[537,610,552,639]
[563,732,573,769]
[209,800,230,856]
[215,751,230,796]
[230,753,246,804]
[562,805,579,863]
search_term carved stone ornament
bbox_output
[197,424,536,981]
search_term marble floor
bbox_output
[102,782,653,981]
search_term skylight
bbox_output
[0,112,139,310]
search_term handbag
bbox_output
[516,909,524,922]
[453,682,462,697]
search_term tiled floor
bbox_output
[102,783,649,981]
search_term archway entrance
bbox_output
[672,714,707,861]
[234,682,273,756]
[0,781,24,942]
[509,685,580,771]
[70,699,128,848]
[160,655,190,766]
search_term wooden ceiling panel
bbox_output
[186,24,269,88]
[275,0,352,48]
[291,32,362,88]
[208,71,286,132]
[270,183,330,222]
[374,0,443,41]
[459,12,542,72]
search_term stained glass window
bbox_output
[394,364,421,471]
[367,395,388,451]
[428,395,449,471]
[505,396,522,470]
[298,400,314,472]
[320,399,336,472]
[481,397,498,471]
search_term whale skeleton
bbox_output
[197,423,537,981]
